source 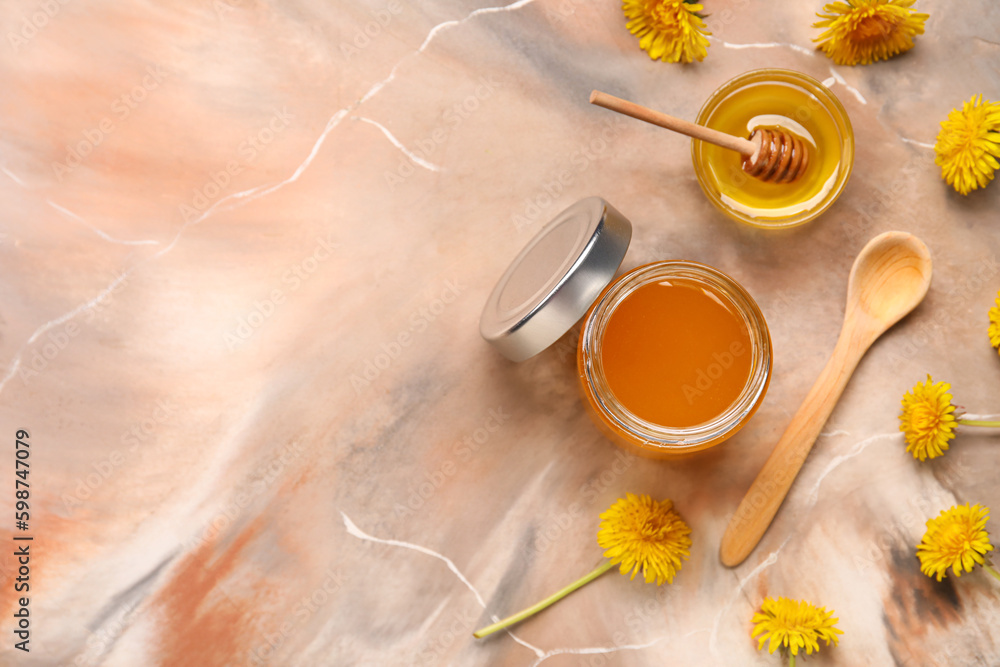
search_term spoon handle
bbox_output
[719,328,868,567]
[589,90,757,157]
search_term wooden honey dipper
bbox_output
[590,90,809,184]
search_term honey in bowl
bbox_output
[692,69,854,229]
[578,261,771,459]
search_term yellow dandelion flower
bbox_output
[898,376,1000,461]
[597,492,692,585]
[935,95,1000,195]
[813,0,928,66]
[916,503,999,582]
[751,596,843,661]
[899,375,957,461]
[990,290,1000,353]
[622,0,711,64]
[474,494,691,638]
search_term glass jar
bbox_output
[691,68,854,229]
[577,261,771,459]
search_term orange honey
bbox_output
[577,261,771,458]
[600,279,752,427]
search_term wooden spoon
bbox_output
[589,90,809,184]
[719,231,933,568]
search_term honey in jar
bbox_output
[480,199,772,459]
[578,261,771,458]
[600,278,753,428]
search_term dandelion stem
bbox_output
[957,419,1000,428]
[473,560,615,638]
[984,563,1000,583]
[789,654,796,667]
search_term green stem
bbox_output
[983,562,1000,583]
[473,560,615,638]
[958,419,1000,428]
[789,653,796,667]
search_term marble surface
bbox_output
[2,1,1000,665]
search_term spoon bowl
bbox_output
[720,231,933,567]
[846,231,932,336]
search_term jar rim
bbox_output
[579,261,771,454]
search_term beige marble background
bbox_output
[1,0,999,665]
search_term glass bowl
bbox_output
[691,68,854,229]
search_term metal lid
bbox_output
[480,197,632,362]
